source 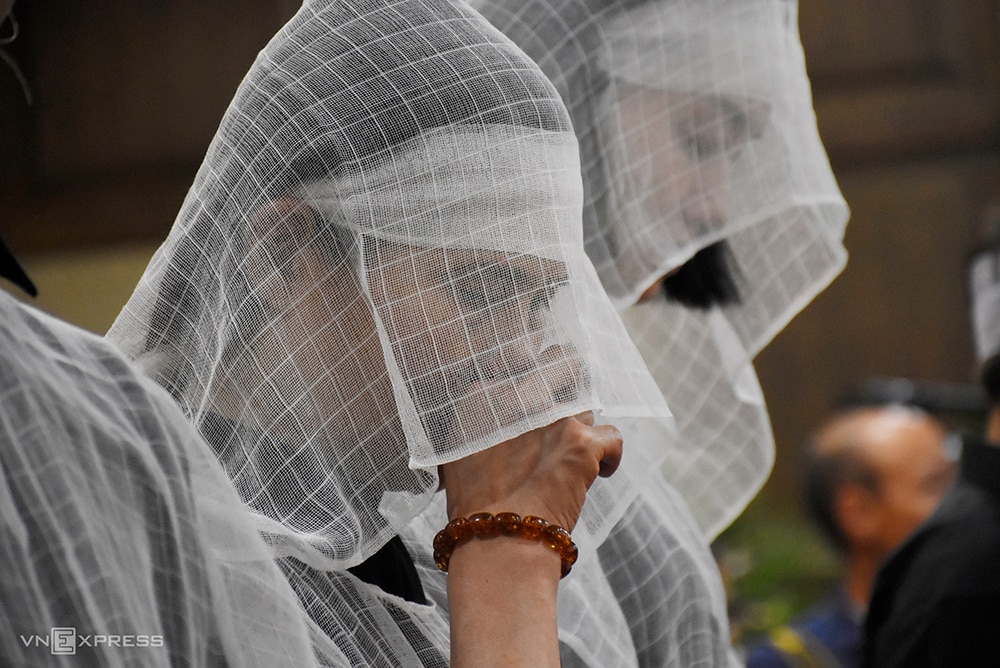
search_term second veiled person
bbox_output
[475,0,850,540]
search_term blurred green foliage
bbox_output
[713,494,842,651]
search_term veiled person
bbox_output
[0,249,317,667]
[478,0,849,544]
[472,1,849,664]
[106,0,723,665]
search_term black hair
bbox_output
[661,240,742,309]
[0,234,36,297]
[802,432,879,554]
[981,357,1000,405]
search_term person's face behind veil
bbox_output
[367,241,577,454]
[229,190,581,475]
[603,84,770,302]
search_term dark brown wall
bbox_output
[2,1,999,500]
[758,0,1000,497]
[1,1,300,251]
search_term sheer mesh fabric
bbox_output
[0,290,318,667]
[475,0,849,537]
[970,248,1000,365]
[110,0,670,572]
[107,0,692,665]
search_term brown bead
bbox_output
[468,512,497,536]
[433,512,577,579]
[563,542,579,567]
[494,511,522,535]
[445,517,473,541]
[433,529,456,554]
[521,515,549,540]
[542,525,573,552]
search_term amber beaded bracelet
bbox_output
[433,512,579,578]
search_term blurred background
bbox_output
[2,0,999,650]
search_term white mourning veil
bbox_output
[106,1,737,665]
[0,289,318,667]
[970,242,1000,368]
[475,0,850,537]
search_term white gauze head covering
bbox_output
[0,290,318,667]
[970,249,1000,367]
[107,0,670,579]
[108,2,745,664]
[475,0,850,537]
[969,208,1000,369]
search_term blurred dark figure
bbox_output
[864,213,1000,668]
[747,405,955,668]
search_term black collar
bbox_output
[0,235,37,297]
[960,434,1000,499]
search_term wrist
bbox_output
[449,534,562,582]
[434,512,578,578]
[447,537,561,668]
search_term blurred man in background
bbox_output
[748,404,956,668]
[864,219,1000,667]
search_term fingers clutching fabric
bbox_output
[440,412,623,533]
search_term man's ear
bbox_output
[835,483,880,547]
[986,406,1000,443]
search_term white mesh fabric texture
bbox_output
[107,1,687,664]
[970,248,1000,365]
[475,0,850,537]
[109,0,670,573]
[0,290,319,667]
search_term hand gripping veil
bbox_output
[475,0,850,537]
[106,1,729,665]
